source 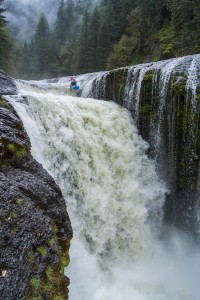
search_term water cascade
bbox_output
[5,75,200,299]
[80,54,200,236]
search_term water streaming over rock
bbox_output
[80,54,200,236]
[5,56,200,299]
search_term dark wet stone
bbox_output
[0,72,72,299]
[0,71,17,96]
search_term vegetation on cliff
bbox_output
[0,73,72,299]
[85,55,200,236]
[1,0,200,79]
[0,0,19,75]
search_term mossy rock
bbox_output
[3,141,28,162]
[196,90,200,104]
[105,68,128,104]
[0,99,12,108]
[140,103,151,114]
[143,70,154,83]
[27,222,71,300]
[170,76,187,96]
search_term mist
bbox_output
[2,0,60,41]
[2,0,101,42]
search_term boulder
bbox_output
[0,71,17,96]
[0,74,72,299]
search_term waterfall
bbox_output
[80,54,200,236]
[5,77,200,300]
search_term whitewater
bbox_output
[6,78,200,300]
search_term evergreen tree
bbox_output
[49,33,59,77]
[74,11,90,74]
[64,0,75,42]
[107,9,142,69]
[107,34,134,69]
[57,41,73,76]
[97,21,111,70]
[20,41,31,78]
[34,14,51,78]
[168,0,200,55]
[0,0,6,26]
[55,0,66,45]
[88,8,101,72]
[100,0,121,44]
[9,0,200,78]
[29,39,37,78]
[119,0,137,32]
[0,0,16,74]
[136,0,170,38]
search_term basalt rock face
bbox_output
[81,54,200,238]
[0,73,72,299]
[0,71,17,96]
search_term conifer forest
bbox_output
[1,1,200,299]
[1,0,200,79]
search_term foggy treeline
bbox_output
[1,0,200,79]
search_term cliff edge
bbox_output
[0,71,72,300]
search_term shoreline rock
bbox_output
[0,72,72,300]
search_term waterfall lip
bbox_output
[7,63,200,300]
[185,55,200,108]
[13,53,200,104]
[123,53,200,71]
[13,71,109,98]
[8,83,167,263]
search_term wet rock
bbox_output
[83,54,200,237]
[0,73,72,299]
[0,71,17,96]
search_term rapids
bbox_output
[5,78,200,300]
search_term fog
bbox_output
[2,0,60,41]
[2,0,101,41]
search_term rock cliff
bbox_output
[0,71,72,300]
[81,55,200,238]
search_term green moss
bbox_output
[16,198,24,206]
[0,99,11,108]
[170,73,187,97]
[48,237,57,247]
[15,148,27,160]
[42,284,52,294]
[1,210,18,222]
[9,212,18,219]
[60,254,70,274]
[155,25,174,57]
[106,68,128,104]
[30,278,41,288]
[5,142,28,161]
[196,91,200,104]
[27,246,35,263]
[140,104,151,114]
[30,278,42,298]
[7,143,16,153]
[27,253,35,263]
[143,71,153,83]
[53,296,65,300]
[27,223,71,300]
[28,255,69,298]
[51,223,58,234]
[36,246,47,257]
[46,267,55,282]
[171,81,185,95]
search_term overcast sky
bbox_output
[2,0,60,41]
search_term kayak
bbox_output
[72,85,79,90]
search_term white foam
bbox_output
[6,79,200,300]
